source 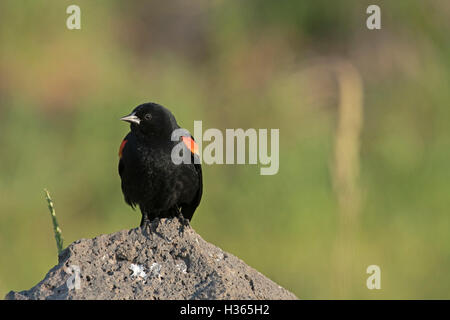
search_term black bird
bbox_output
[118,102,202,226]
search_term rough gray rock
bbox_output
[5,218,297,300]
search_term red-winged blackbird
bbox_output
[118,102,202,226]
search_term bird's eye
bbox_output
[144,113,152,121]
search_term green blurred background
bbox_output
[1,0,449,299]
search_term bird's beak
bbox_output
[120,113,140,125]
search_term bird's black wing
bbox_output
[118,132,137,209]
[180,135,203,221]
[190,158,203,217]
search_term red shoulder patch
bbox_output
[119,139,128,158]
[182,136,199,155]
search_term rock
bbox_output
[5,218,297,300]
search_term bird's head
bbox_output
[120,102,178,138]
